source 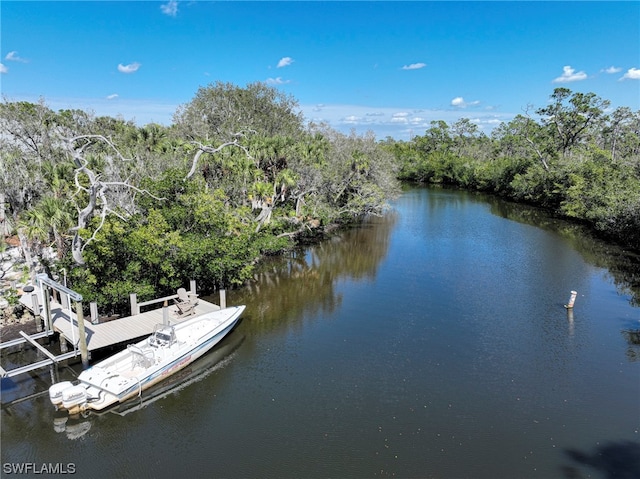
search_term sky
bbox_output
[1,1,639,140]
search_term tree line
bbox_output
[1,85,638,315]
[0,82,398,314]
[384,88,640,250]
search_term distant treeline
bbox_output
[384,88,640,250]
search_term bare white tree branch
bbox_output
[60,134,165,265]
[185,139,253,180]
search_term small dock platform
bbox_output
[51,299,221,352]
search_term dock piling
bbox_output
[75,301,89,368]
[130,293,138,316]
[219,289,226,309]
[31,293,42,333]
[90,302,99,324]
[42,285,52,331]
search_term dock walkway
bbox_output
[51,300,221,351]
[2,285,223,378]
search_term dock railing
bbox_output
[129,280,199,316]
[128,281,229,316]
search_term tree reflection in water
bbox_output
[223,212,397,334]
[562,440,640,479]
[486,193,640,306]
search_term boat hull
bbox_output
[50,305,245,413]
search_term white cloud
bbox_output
[392,112,410,123]
[0,63,7,74]
[118,62,141,74]
[451,97,480,108]
[160,1,178,17]
[306,103,517,139]
[277,57,294,68]
[401,62,426,70]
[620,67,640,81]
[603,66,621,74]
[552,65,587,83]
[106,94,119,100]
[5,51,28,63]
[266,77,290,85]
[343,115,362,124]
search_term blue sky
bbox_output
[1,1,639,140]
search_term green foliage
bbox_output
[3,288,20,306]
[173,81,304,141]
[386,88,640,251]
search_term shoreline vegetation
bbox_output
[1,84,639,319]
[0,82,399,318]
[384,88,640,252]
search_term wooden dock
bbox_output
[51,299,221,351]
[2,280,225,378]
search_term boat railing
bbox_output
[127,344,155,369]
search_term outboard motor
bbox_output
[61,385,88,412]
[49,381,74,407]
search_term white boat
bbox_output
[49,305,245,413]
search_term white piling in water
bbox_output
[564,290,578,309]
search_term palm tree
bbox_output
[19,196,75,261]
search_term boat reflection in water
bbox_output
[51,331,245,440]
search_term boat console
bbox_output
[149,325,176,348]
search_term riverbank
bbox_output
[0,243,42,341]
[392,156,640,255]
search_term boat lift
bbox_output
[0,274,87,378]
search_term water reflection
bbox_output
[562,440,640,478]
[224,212,397,333]
[622,329,640,361]
[485,192,640,305]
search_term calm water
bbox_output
[2,187,639,478]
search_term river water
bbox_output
[2,187,639,478]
